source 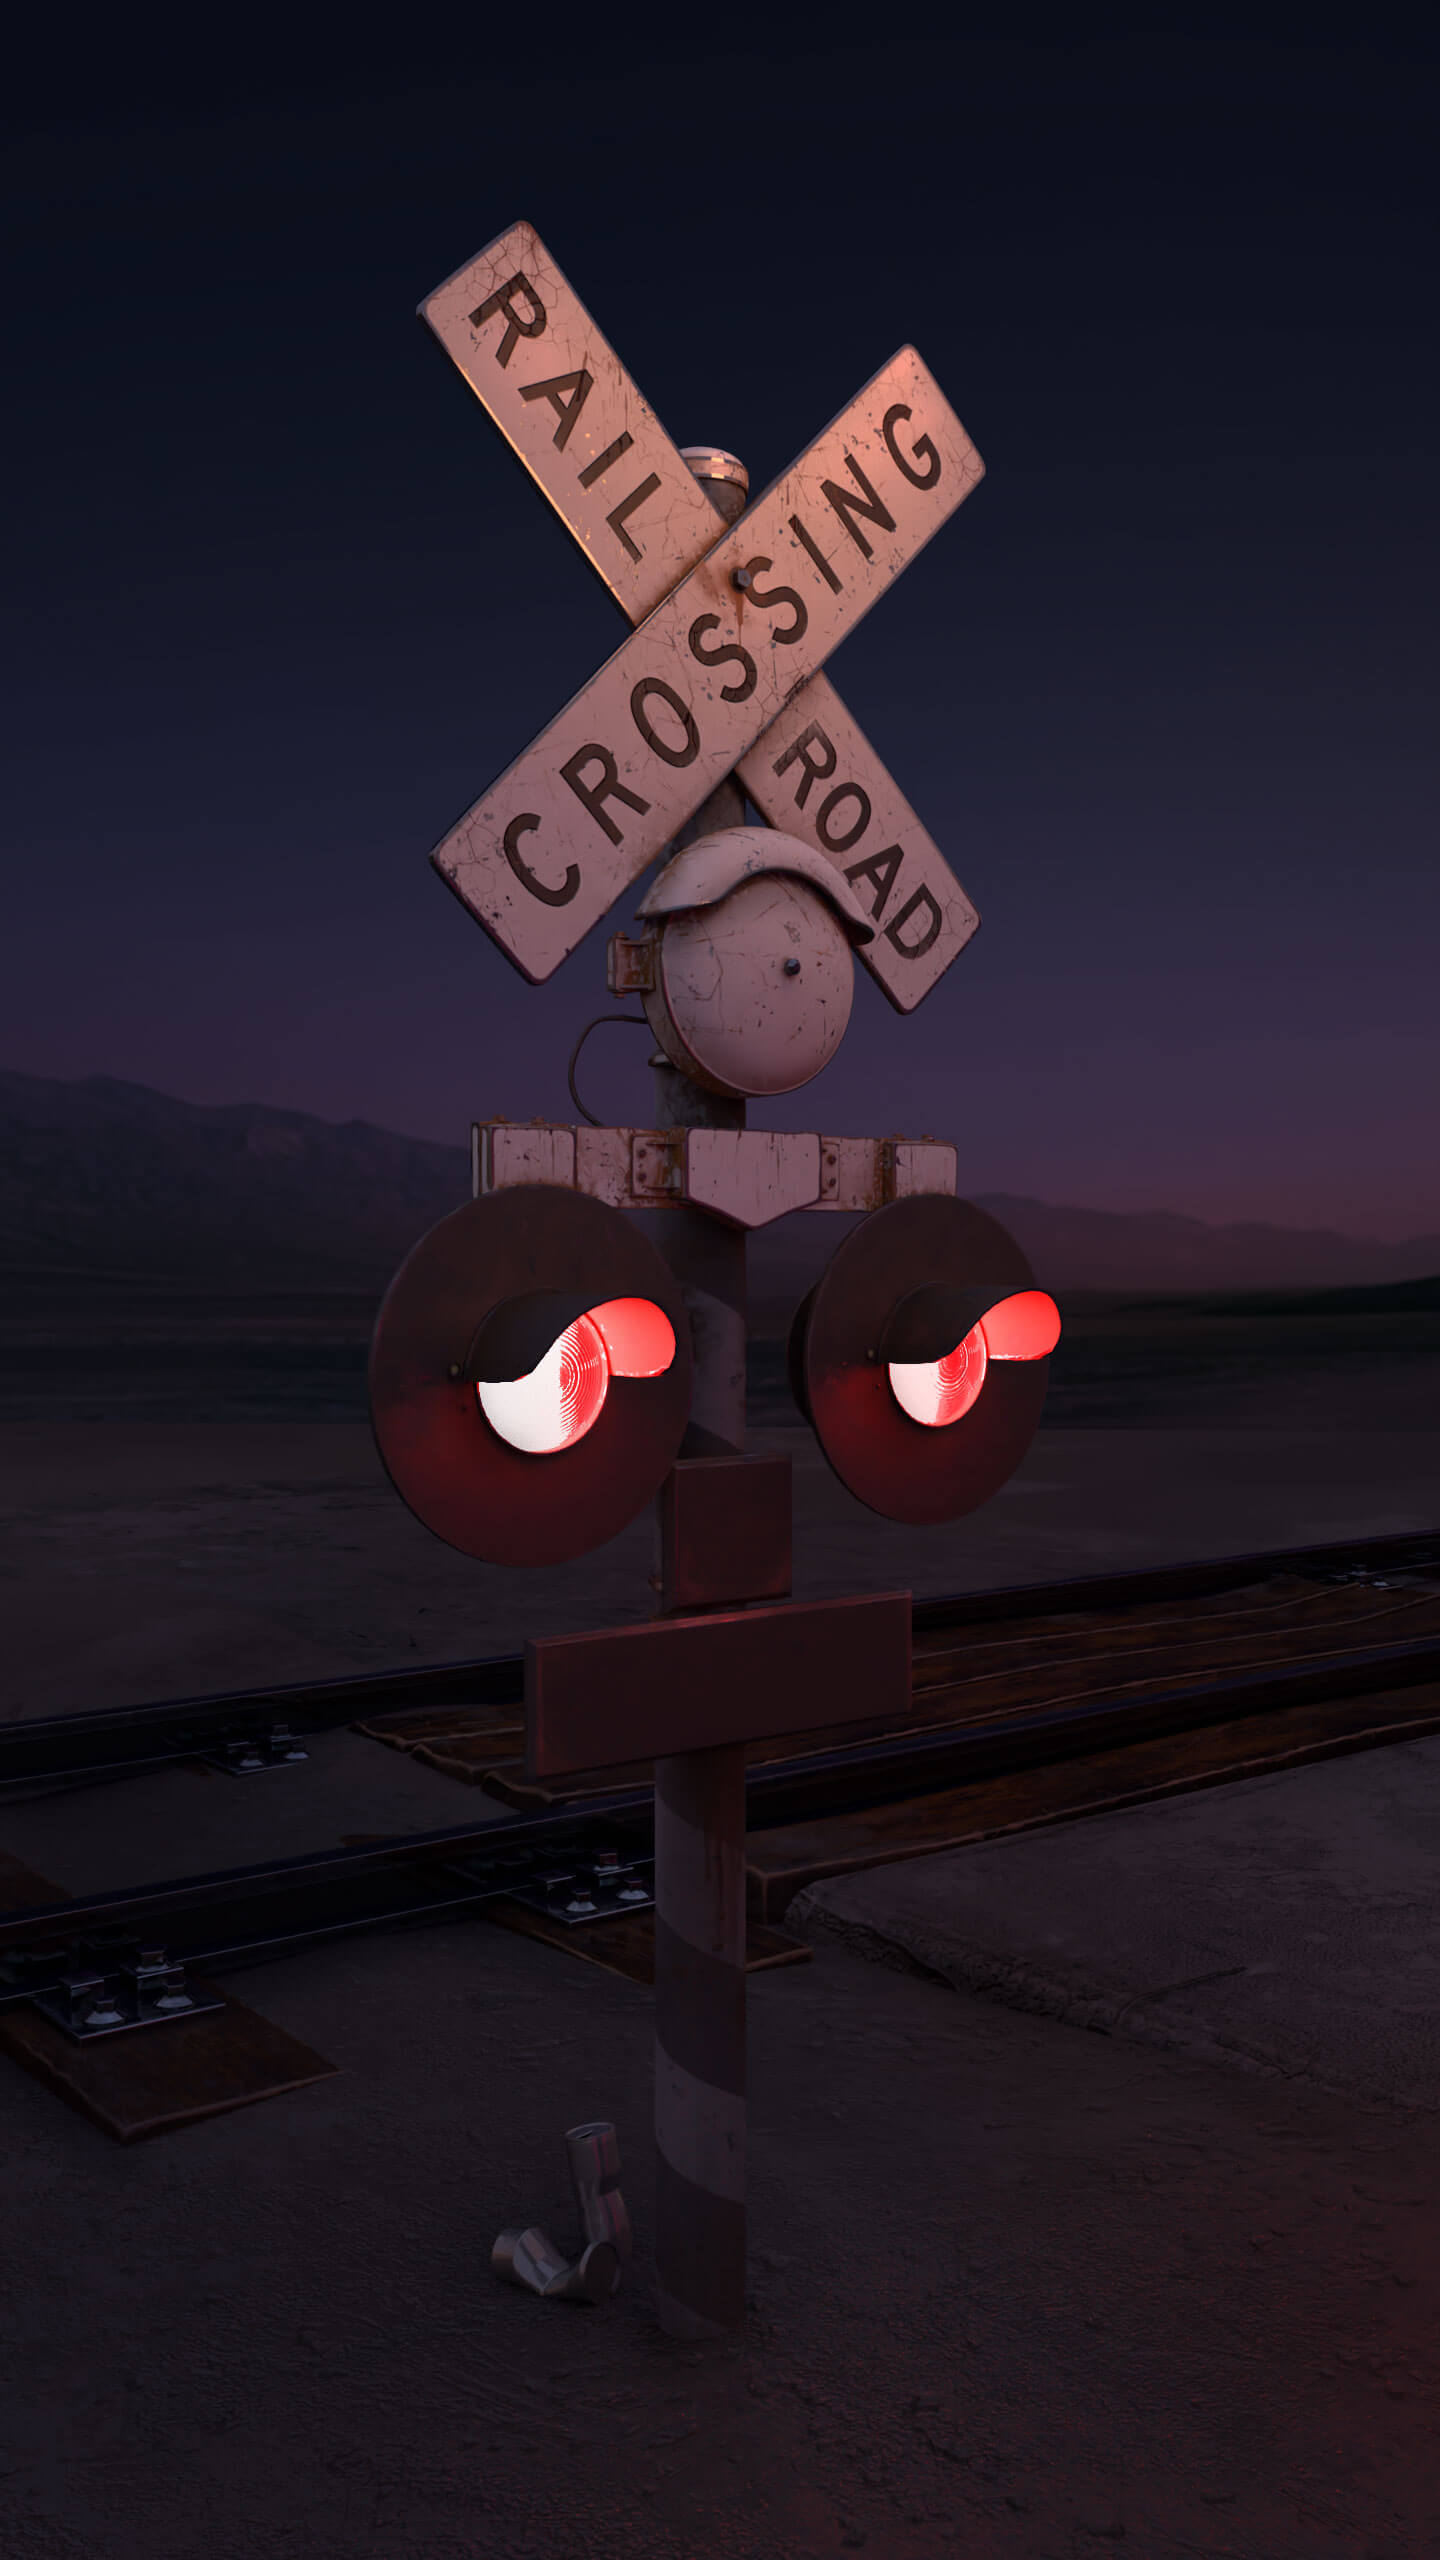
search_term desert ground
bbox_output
[0,1300,1436,2556]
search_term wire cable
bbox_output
[566,1014,651,1127]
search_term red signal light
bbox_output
[476,1296,677,1456]
[369,1189,691,1567]
[478,1312,610,1454]
[586,1297,677,1378]
[885,1290,1060,1431]
[790,1195,1056,1524]
[888,1325,988,1427]
[981,1289,1061,1362]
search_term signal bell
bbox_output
[369,1187,692,1566]
[789,1195,1060,1524]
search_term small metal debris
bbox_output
[553,2243,620,2303]
[492,2226,572,2293]
[566,2121,632,2261]
[492,2227,619,2304]
[492,2121,631,2303]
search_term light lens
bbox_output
[980,1291,1061,1361]
[477,1314,609,1455]
[887,1292,1060,1429]
[585,1297,676,1377]
[888,1324,989,1429]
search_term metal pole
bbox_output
[651,451,751,2338]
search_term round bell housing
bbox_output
[636,826,873,1099]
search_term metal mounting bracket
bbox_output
[474,1118,957,1230]
[199,1724,311,1776]
[445,1845,654,1925]
[30,1948,224,2041]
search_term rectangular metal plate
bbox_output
[484,1123,578,1190]
[682,1129,821,1228]
[658,1455,793,1614]
[431,349,983,982]
[526,1590,912,1778]
[740,673,981,1013]
[472,1121,957,1214]
[892,1139,960,1198]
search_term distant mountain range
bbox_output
[0,1070,468,1288]
[2,1070,1437,1315]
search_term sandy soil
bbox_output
[1,1911,1437,2559]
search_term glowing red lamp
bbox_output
[369,1189,691,1567]
[886,1289,1060,1431]
[978,1289,1062,1363]
[586,1297,678,1379]
[888,1327,988,1428]
[789,1196,1059,1524]
[477,1297,677,1456]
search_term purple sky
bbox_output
[6,25,1437,1239]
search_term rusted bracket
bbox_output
[473,1120,957,1230]
[606,933,656,995]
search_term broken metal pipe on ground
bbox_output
[492,2120,630,2304]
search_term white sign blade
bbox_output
[431,349,983,983]
[420,221,722,626]
[740,675,980,1012]
[423,223,981,1009]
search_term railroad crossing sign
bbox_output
[421,221,982,1012]
[379,227,1060,2342]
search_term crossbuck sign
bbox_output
[422,222,983,1014]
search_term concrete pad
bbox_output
[790,1733,1440,2113]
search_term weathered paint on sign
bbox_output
[431,349,982,982]
[420,223,723,626]
[740,675,980,1011]
[422,223,981,1009]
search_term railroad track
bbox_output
[4,1523,1438,1804]
[0,1524,1437,2137]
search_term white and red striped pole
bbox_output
[650,445,752,2339]
[652,1738,748,2335]
[649,1088,750,2335]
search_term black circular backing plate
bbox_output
[369,1187,692,1567]
[801,1195,1050,1525]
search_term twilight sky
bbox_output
[6,22,1437,1237]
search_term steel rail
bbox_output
[1,1631,1437,2007]
[0,1652,526,1796]
[2,1524,1435,1799]
[737,1630,1440,1827]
